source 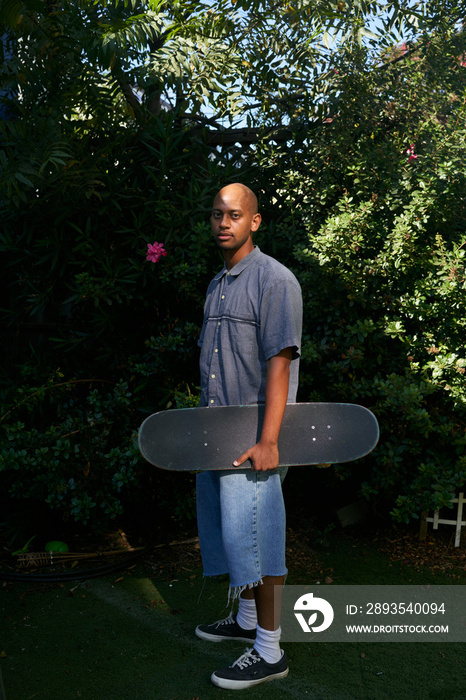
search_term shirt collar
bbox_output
[215,246,261,280]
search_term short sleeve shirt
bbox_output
[198,246,302,407]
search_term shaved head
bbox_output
[214,183,258,216]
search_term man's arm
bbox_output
[233,347,293,471]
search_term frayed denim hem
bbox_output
[227,573,288,604]
[228,579,263,604]
[196,574,262,608]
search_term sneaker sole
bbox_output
[195,626,256,643]
[211,667,289,689]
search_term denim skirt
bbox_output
[196,468,287,596]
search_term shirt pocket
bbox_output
[228,323,259,358]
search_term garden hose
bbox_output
[0,547,150,583]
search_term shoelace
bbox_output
[214,613,235,629]
[232,649,260,669]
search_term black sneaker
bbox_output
[195,613,256,643]
[211,648,289,689]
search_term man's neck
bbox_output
[224,241,254,270]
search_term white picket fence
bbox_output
[421,492,466,547]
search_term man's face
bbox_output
[211,185,261,266]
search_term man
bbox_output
[195,183,302,689]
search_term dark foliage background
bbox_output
[1,0,465,543]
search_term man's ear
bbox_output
[251,213,261,232]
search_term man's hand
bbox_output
[233,440,279,472]
[232,348,293,472]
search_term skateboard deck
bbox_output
[138,403,379,471]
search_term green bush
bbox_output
[287,36,466,522]
[0,373,142,526]
[0,118,219,531]
[1,6,465,532]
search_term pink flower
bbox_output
[146,241,167,263]
[406,144,418,162]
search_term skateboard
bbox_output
[138,403,379,471]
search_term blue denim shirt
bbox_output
[198,246,302,407]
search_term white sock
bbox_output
[236,596,257,630]
[253,624,282,664]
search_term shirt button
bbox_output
[211,374,216,379]
[221,295,225,300]
[218,322,221,326]
[214,349,218,353]
[210,399,214,404]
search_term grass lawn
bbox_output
[1,513,465,700]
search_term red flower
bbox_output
[146,241,167,263]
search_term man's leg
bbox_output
[198,470,289,687]
[252,575,284,664]
[195,472,257,643]
[253,575,284,631]
[237,575,284,637]
[198,575,284,645]
[209,576,288,690]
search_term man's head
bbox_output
[211,183,261,269]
